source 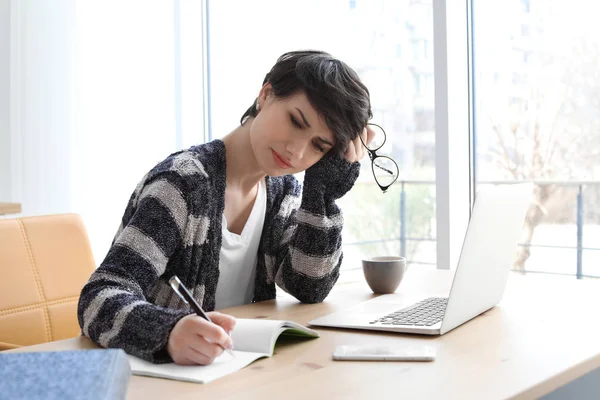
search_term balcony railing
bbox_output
[344,179,600,279]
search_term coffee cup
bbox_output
[362,256,407,294]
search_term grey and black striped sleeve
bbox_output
[270,153,361,303]
[77,171,194,363]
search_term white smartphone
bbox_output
[332,344,436,361]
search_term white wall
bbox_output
[4,1,206,262]
[0,0,10,200]
[10,0,77,215]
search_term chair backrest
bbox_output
[0,214,96,349]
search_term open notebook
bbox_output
[128,319,319,384]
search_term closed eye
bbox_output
[312,140,325,153]
[290,115,302,128]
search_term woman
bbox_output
[78,50,374,365]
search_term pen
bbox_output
[169,275,235,359]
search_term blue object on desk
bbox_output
[0,349,131,400]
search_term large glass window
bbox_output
[208,0,436,272]
[473,0,600,277]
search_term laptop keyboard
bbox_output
[369,297,448,326]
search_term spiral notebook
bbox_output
[128,319,319,384]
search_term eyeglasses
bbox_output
[359,123,399,193]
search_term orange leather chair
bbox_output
[0,213,95,350]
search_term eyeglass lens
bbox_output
[372,156,399,187]
[365,124,386,151]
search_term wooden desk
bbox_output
[8,269,600,399]
[0,202,21,216]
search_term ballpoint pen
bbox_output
[169,275,235,358]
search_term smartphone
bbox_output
[332,344,436,361]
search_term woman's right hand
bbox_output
[167,312,236,365]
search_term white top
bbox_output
[214,179,267,310]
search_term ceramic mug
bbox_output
[362,256,407,294]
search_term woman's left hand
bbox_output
[344,126,376,163]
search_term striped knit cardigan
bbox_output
[77,139,360,363]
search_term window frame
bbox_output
[200,0,476,270]
[433,0,474,269]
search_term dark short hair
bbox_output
[240,50,372,157]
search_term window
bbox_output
[5,0,472,273]
[208,0,437,271]
[473,0,600,278]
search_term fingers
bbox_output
[207,311,236,335]
[193,317,234,351]
[167,314,235,366]
[359,128,368,156]
[186,337,225,364]
[345,139,357,161]
[345,128,368,163]
[183,340,223,365]
[365,125,376,147]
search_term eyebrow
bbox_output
[295,107,312,128]
[294,107,334,148]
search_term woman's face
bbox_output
[249,84,336,176]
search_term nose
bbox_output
[285,137,310,161]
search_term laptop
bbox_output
[309,183,533,335]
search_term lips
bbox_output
[271,149,293,169]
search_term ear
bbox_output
[257,82,273,108]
